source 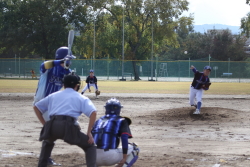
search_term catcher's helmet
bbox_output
[63,72,81,89]
[55,47,72,60]
[105,98,123,115]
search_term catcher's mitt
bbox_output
[203,82,211,90]
[196,80,211,90]
[95,90,100,96]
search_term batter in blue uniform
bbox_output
[33,46,75,165]
[189,65,211,114]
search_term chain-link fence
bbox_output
[0,58,250,82]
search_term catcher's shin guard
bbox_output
[123,143,140,167]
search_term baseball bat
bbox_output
[68,30,74,56]
[65,30,74,69]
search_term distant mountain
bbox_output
[193,24,241,35]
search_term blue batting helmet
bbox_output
[105,98,123,115]
[55,47,72,60]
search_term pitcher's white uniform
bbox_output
[189,66,211,114]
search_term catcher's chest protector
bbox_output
[92,116,123,149]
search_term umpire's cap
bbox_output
[89,69,94,73]
[63,72,81,88]
[204,66,212,71]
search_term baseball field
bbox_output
[1,79,250,94]
[0,79,250,166]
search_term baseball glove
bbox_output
[196,80,211,90]
[95,90,100,96]
[203,82,211,90]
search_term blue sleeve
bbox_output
[53,60,63,66]
[192,68,198,74]
[121,134,129,154]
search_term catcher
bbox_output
[189,65,211,114]
[81,69,100,98]
[91,98,139,167]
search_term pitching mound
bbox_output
[134,107,244,126]
[157,107,241,121]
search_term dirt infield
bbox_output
[0,93,250,167]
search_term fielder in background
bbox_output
[33,73,97,167]
[33,46,75,165]
[189,65,211,115]
[30,69,37,79]
[91,98,139,167]
[81,69,100,98]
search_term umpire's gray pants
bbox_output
[38,116,96,167]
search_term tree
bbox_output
[0,0,88,59]
[159,15,195,61]
[240,12,250,38]
[165,27,247,61]
[81,0,192,80]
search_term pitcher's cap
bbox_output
[204,66,211,71]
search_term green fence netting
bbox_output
[0,58,250,79]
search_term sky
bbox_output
[182,0,250,26]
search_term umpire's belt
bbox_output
[50,115,75,122]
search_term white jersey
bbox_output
[35,88,96,119]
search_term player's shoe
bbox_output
[193,109,200,115]
[48,157,61,166]
[191,104,197,108]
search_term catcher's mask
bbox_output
[63,72,81,91]
[55,46,73,60]
[104,98,123,116]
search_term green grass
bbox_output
[0,79,249,95]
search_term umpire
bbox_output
[33,73,97,167]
